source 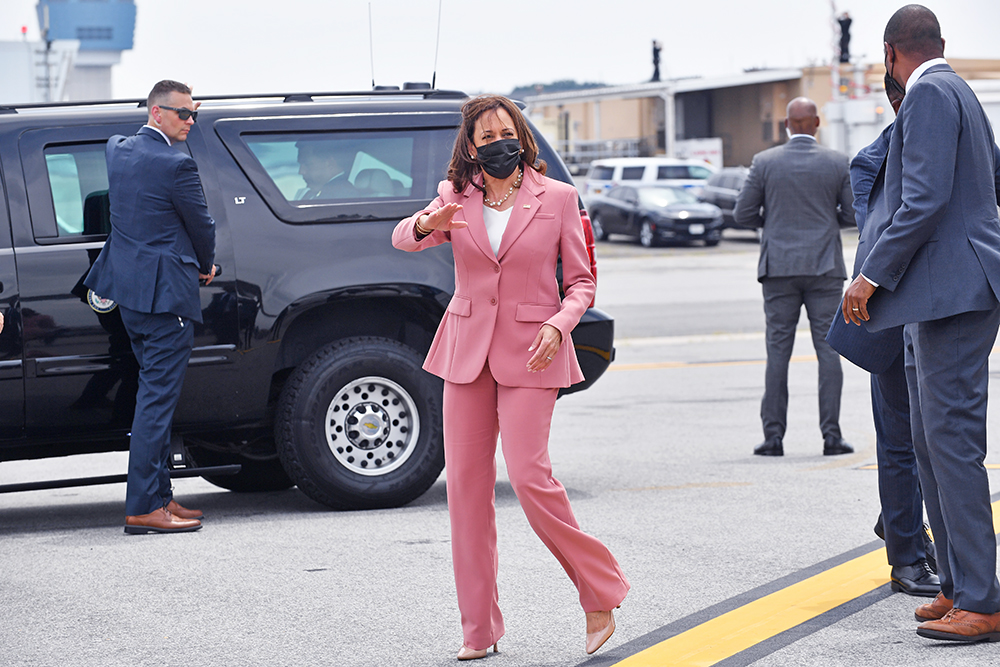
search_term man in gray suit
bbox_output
[734,97,856,457]
[843,5,1000,641]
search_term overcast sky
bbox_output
[1,0,998,99]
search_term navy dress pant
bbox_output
[871,350,925,567]
[904,307,1000,614]
[119,307,194,516]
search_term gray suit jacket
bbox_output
[734,135,855,282]
[859,64,1000,331]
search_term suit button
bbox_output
[490,297,497,305]
[494,265,500,273]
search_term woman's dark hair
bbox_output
[447,95,547,194]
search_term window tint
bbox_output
[656,165,690,180]
[245,132,430,203]
[589,165,614,180]
[621,166,645,181]
[688,165,713,179]
[43,144,110,238]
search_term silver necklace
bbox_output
[483,169,523,208]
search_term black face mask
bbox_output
[476,138,522,179]
[884,72,905,106]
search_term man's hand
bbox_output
[199,264,217,286]
[843,275,876,325]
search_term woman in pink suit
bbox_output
[392,95,629,660]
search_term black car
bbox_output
[0,87,614,510]
[698,166,749,229]
[588,185,724,247]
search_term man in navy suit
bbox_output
[846,74,939,598]
[85,80,216,534]
[843,5,1000,641]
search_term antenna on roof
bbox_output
[368,3,376,89]
[431,0,443,89]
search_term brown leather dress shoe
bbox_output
[915,592,953,621]
[166,499,204,520]
[916,608,1000,642]
[124,507,202,534]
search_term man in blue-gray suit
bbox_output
[841,74,939,598]
[843,5,1000,641]
[86,80,216,535]
[734,97,856,457]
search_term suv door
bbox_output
[0,191,23,439]
[15,124,237,438]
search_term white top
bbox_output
[482,205,513,256]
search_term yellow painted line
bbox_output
[611,355,816,372]
[613,501,1000,667]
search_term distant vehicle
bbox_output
[583,157,716,201]
[588,185,724,247]
[698,166,750,229]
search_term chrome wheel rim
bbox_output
[325,376,419,477]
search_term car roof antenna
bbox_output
[431,0,443,89]
[368,2,376,89]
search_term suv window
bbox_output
[620,166,645,181]
[589,165,614,180]
[246,132,416,202]
[43,143,110,238]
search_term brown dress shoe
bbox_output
[916,608,1000,642]
[166,499,204,520]
[124,507,202,534]
[915,592,953,621]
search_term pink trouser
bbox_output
[443,363,630,651]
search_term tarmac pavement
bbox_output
[2,233,999,666]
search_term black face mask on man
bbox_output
[476,138,522,179]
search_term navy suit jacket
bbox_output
[826,123,903,374]
[85,127,215,323]
[859,64,1000,331]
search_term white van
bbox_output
[583,157,716,201]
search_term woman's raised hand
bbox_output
[421,203,467,232]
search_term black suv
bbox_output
[697,166,749,230]
[0,88,614,510]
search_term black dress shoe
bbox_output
[754,440,783,456]
[823,437,854,455]
[891,560,941,597]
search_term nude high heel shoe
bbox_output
[585,608,618,655]
[457,642,499,660]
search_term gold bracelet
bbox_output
[414,218,431,236]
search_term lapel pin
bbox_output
[523,204,531,208]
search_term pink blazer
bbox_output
[392,169,596,388]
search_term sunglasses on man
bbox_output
[159,105,198,122]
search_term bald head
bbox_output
[884,4,943,60]
[785,97,820,137]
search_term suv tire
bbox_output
[275,336,444,510]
